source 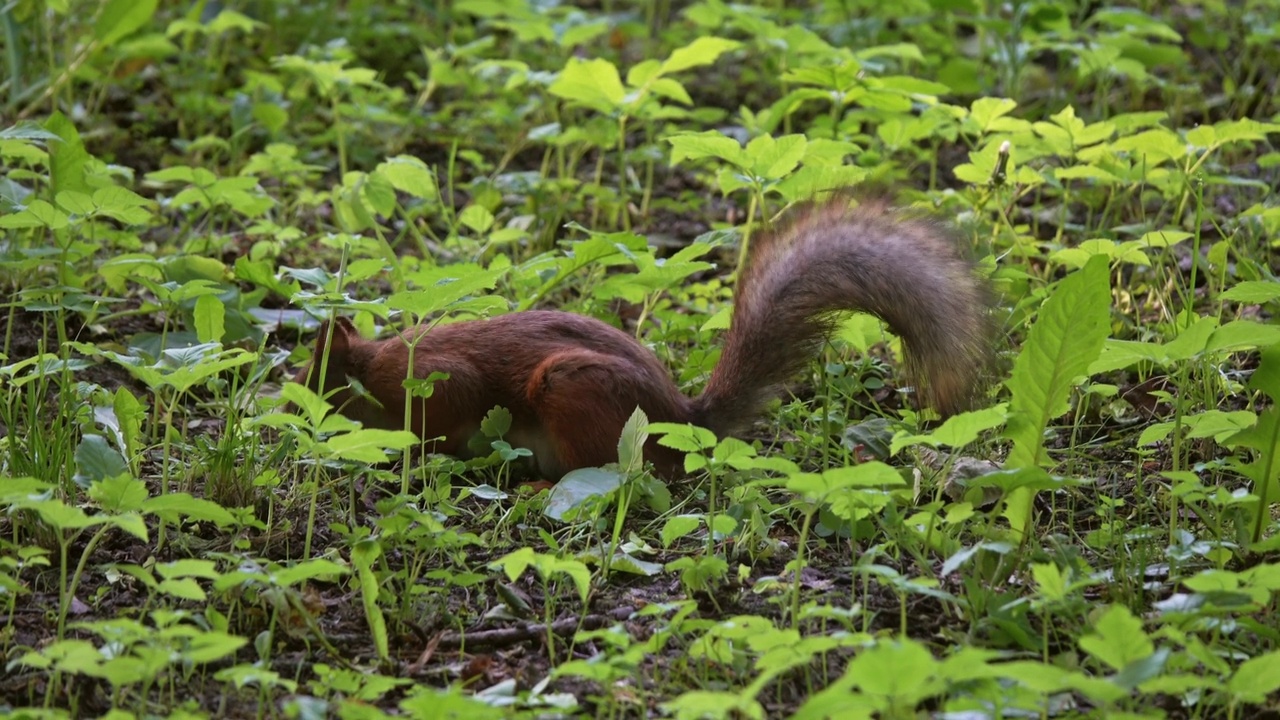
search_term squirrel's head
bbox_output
[288,316,399,429]
[294,316,359,393]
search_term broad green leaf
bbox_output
[668,131,745,168]
[182,632,248,664]
[374,155,438,200]
[96,0,158,45]
[157,578,207,601]
[143,494,239,527]
[1227,650,1280,702]
[545,467,622,522]
[1133,229,1192,249]
[1078,605,1152,672]
[664,691,765,720]
[272,559,349,587]
[324,429,419,463]
[1005,255,1111,467]
[549,58,625,114]
[661,515,702,548]
[659,37,741,75]
[1003,255,1110,538]
[1221,280,1280,304]
[46,113,91,198]
[0,198,70,230]
[1206,321,1280,353]
[90,475,148,514]
[890,403,1009,454]
[74,435,130,487]
[1110,128,1186,165]
[968,97,1018,132]
[193,294,225,343]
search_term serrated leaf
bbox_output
[74,435,130,486]
[1221,280,1280,304]
[1003,255,1110,538]
[668,131,745,168]
[661,515,701,548]
[617,406,649,473]
[324,429,419,463]
[89,474,148,515]
[1078,605,1152,672]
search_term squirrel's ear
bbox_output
[314,316,354,355]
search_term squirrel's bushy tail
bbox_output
[692,197,991,436]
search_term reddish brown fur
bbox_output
[294,197,992,479]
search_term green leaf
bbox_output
[658,37,741,75]
[375,155,438,200]
[1031,562,1067,602]
[668,131,745,168]
[1003,255,1110,538]
[660,515,701,548]
[1221,280,1280,304]
[1227,650,1280,702]
[182,631,248,664]
[549,57,625,114]
[478,406,512,438]
[193,294,225,343]
[96,0,158,45]
[1005,255,1111,468]
[74,435,130,487]
[1078,605,1153,672]
[890,403,1009,454]
[968,97,1018,132]
[27,500,99,531]
[745,133,806,180]
[104,512,149,541]
[92,186,152,224]
[786,462,905,500]
[545,467,622,522]
[45,113,91,198]
[1206,321,1280,354]
[1110,128,1186,165]
[650,423,717,452]
[272,559,349,587]
[157,578,207,602]
[143,494,239,527]
[387,266,505,318]
[1133,229,1192,249]
[617,406,649,474]
[846,639,940,706]
[663,691,765,720]
[352,539,389,662]
[89,474,148,514]
[324,429,419,463]
[596,550,663,577]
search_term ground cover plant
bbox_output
[2,0,1280,717]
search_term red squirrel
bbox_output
[294,197,991,479]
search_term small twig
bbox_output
[433,606,639,651]
[405,631,443,675]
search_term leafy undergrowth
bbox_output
[3,1,1280,718]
